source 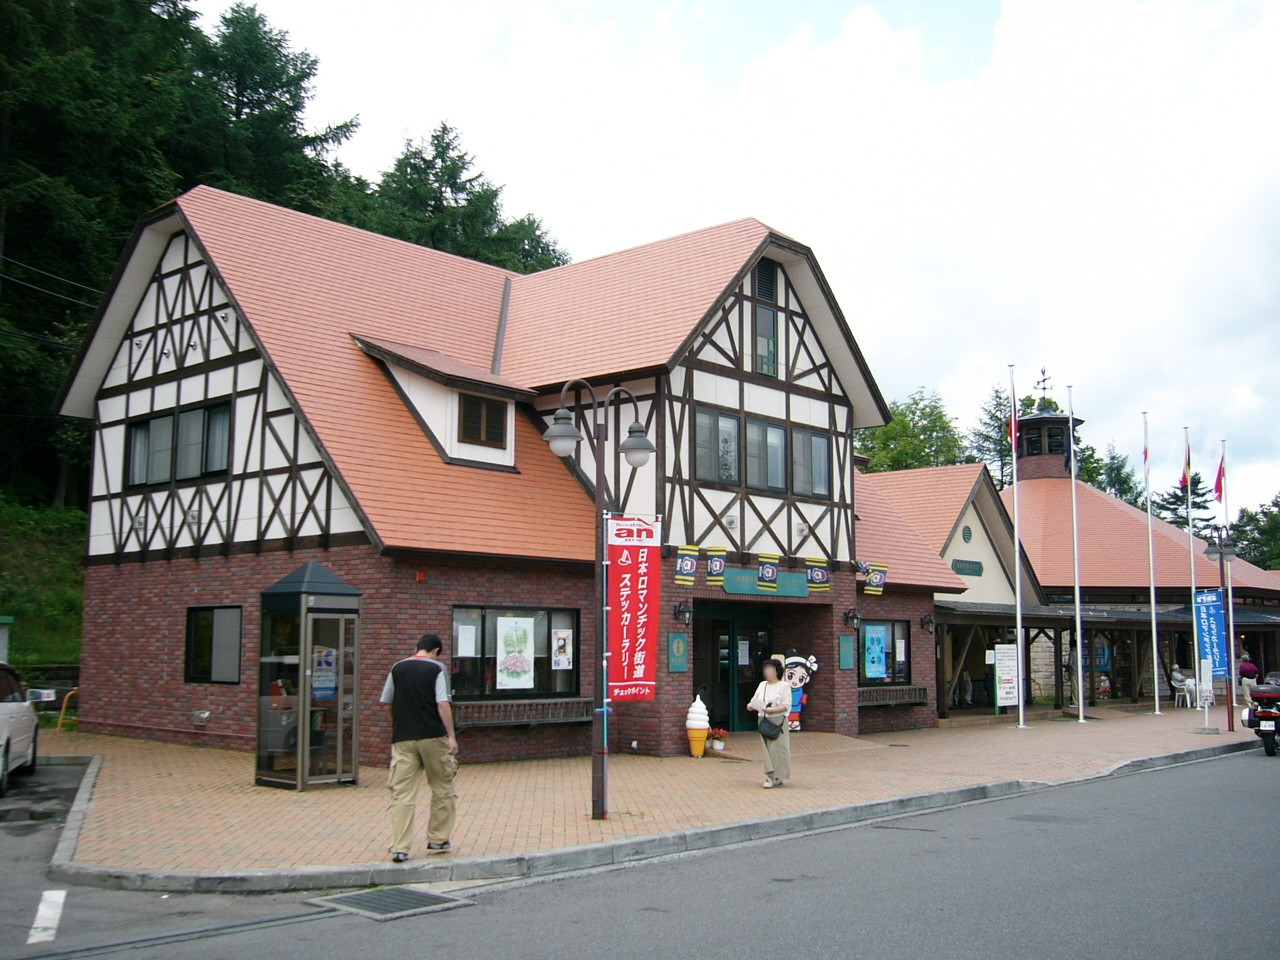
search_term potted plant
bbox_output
[708,728,729,751]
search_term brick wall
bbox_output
[81,546,598,765]
[855,591,940,734]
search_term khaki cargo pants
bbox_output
[388,737,458,854]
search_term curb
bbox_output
[46,739,1260,893]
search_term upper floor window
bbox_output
[792,428,831,499]
[753,305,778,378]
[128,403,230,486]
[753,259,779,378]
[458,394,506,448]
[695,408,740,484]
[1047,427,1065,455]
[746,418,786,492]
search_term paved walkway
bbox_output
[44,703,1256,891]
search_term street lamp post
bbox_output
[1204,525,1238,732]
[543,379,655,821]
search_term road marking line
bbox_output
[27,889,67,944]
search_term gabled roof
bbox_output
[1001,477,1280,596]
[854,470,968,593]
[862,463,988,552]
[59,186,891,560]
[861,462,1044,603]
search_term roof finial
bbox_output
[1034,366,1052,411]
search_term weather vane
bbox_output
[1034,367,1052,411]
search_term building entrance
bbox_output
[691,606,774,731]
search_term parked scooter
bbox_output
[1242,673,1280,757]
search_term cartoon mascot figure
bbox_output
[783,654,818,732]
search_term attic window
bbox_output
[459,394,507,448]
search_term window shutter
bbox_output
[755,259,777,303]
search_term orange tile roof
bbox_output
[855,470,967,592]
[859,463,986,551]
[176,186,596,561]
[1000,478,1280,596]
[500,218,772,388]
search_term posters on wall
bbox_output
[456,624,477,658]
[552,628,574,670]
[864,624,887,679]
[496,616,535,689]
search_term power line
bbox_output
[0,327,79,352]
[1,255,104,294]
[0,271,99,308]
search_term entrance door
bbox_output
[691,608,773,731]
[302,614,359,785]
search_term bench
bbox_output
[452,698,593,730]
[858,685,930,707]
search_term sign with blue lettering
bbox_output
[1194,590,1228,678]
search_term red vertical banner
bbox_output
[606,515,661,702]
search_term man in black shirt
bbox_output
[381,633,458,861]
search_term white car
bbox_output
[0,661,39,797]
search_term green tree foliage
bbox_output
[361,124,568,272]
[171,3,357,212]
[1093,443,1142,508]
[1233,492,1280,570]
[967,386,1014,488]
[1152,472,1216,536]
[1,2,568,507]
[0,491,86,664]
[857,388,972,472]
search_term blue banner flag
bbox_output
[1194,589,1228,678]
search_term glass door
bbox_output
[256,608,302,787]
[733,622,775,730]
[302,614,358,786]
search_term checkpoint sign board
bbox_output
[1194,590,1229,678]
[606,516,661,701]
[994,643,1019,708]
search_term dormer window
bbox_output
[459,393,507,449]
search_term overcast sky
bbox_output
[192,0,1280,518]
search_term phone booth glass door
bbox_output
[304,614,358,784]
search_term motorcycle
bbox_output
[1242,673,1280,757]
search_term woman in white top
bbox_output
[748,658,792,788]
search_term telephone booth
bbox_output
[256,561,361,789]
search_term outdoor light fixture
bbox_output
[842,609,861,629]
[673,600,694,626]
[542,378,656,821]
[920,615,936,632]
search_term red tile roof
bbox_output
[859,463,986,551]
[176,187,597,561]
[501,219,771,388]
[1000,477,1280,596]
[855,470,967,592]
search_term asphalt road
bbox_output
[9,750,1280,959]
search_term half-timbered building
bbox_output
[59,186,957,777]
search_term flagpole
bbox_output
[1068,387,1085,722]
[1221,440,1237,708]
[1143,413,1160,715]
[1184,427,1203,721]
[1009,366,1026,729]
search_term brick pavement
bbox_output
[45,703,1255,875]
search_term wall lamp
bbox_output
[673,600,694,626]
[920,615,936,632]
[841,609,861,629]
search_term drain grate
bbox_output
[308,886,473,921]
